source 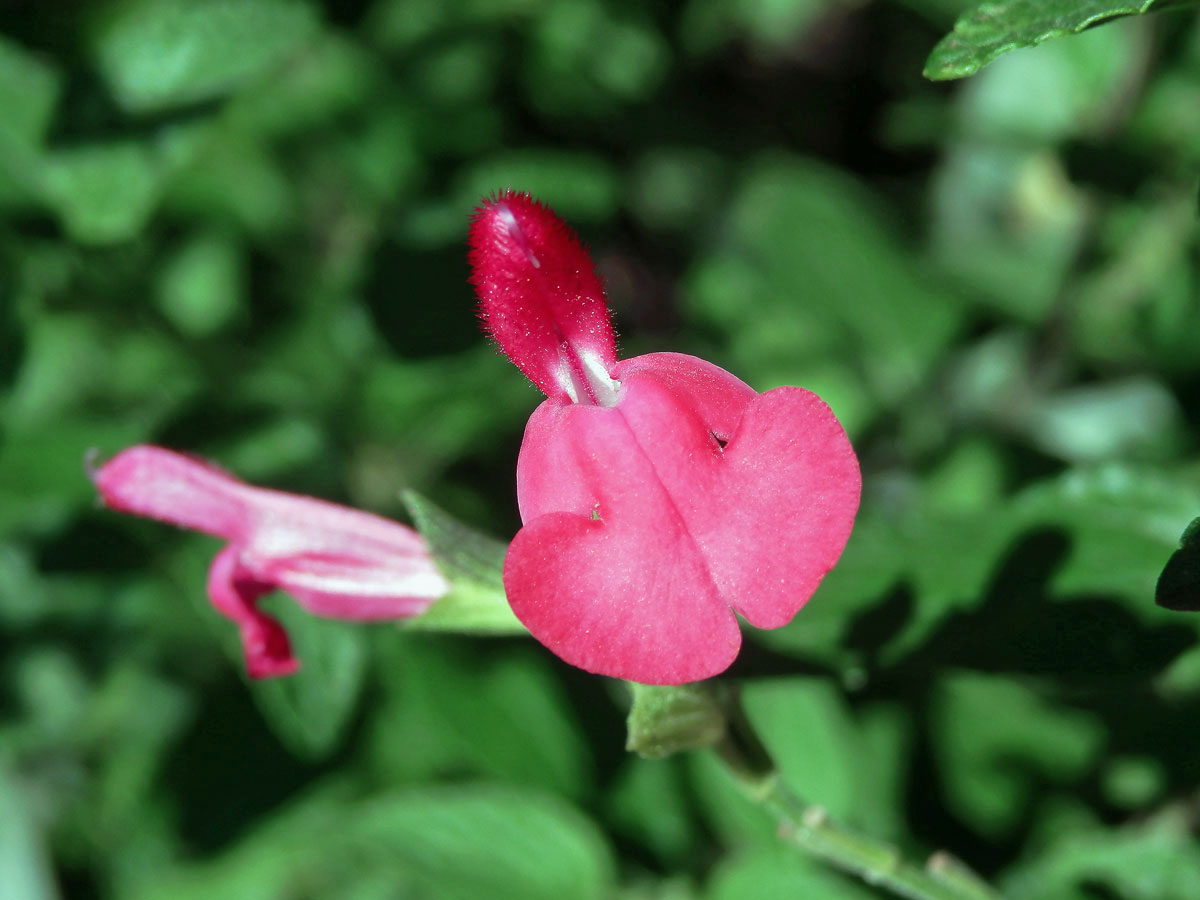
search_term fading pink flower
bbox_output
[92,445,449,678]
[470,192,861,685]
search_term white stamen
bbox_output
[580,350,620,407]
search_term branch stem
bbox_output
[712,689,1002,900]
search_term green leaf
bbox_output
[759,463,1200,673]
[0,763,60,900]
[351,786,616,900]
[40,142,164,244]
[625,682,726,759]
[1155,516,1200,612]
[0,36,61,148]
[606,756,697,865]
[401,490,526,634]
[924,0,1169,81]
[224,33,379,138]
[706,845,877,900]
[687,679,885,848]
[740,680,862,820]
[248,595,367,760]
[92,0,319,113]
[368,639,594,799]
[1002,809,1200,900]
[686,156,965,430]
[932,673,1104,837]
[155,230,244,338]
[0,36,61,207]
[161,128,296,235]
[135,785,616,900]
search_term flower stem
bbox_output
[713,688,1002,900]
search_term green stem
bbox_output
[713,689,1002,900]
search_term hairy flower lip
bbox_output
[469,191,618,404]
[91,444,448,678]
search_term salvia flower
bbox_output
[470,191,861,685]
[92,445,449,678]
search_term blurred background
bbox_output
[3,0,1200,898]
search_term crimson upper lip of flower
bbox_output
[91,445,449,678]
[469,191,862,685]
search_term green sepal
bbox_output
[625,682,727,759]
[401,490,527,635]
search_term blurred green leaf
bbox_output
[156,230,244,337]
[957,23,1143,142]
[0,36,61,147]
[350,786,616,900]
[41,143,164,244]
[524,0,669,115]
[93,0,320,113]
[1026,377,1182,464]
[930,148,1087,320]
[0,764,60,900]
[1100,754,1165,810]
[680,0,842,57]
[688,156,964,424]
[687,678,887,849]
[1069,192,1200,371]
[933,673,1104,836]
[925,0,1166,81]
[162,132,296,235]
[1155,516,1200,612]
[0,36,60,206]
[1002,810,1200,899]
[457,152,620,221]
[6,310,198,435]
[607,757,697,866]
[225,32,379,138]
[629,147,727,232]
[687,747,779,846]
[706,844,877,900]
[134,784,615,900]
[0,420,147,537]
[397,150,620,246]
[760,463,1200,670]
[1017,464,1200,601]
[249,596,368,760]
[368,639,593,799]
[356,349,531,490]
[740,680,861,819]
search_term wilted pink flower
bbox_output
[469,192,861,685]
[92,446,448,678]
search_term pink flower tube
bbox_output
[92,446,449,677]
[469,192,861,685]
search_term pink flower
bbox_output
[91,446,449,678]
[470,192,861,685]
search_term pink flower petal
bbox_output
[469,192,617,403]
[261,553,447,620]
[93,445,450,677]
[92,444,255,541]
[505,358,860,684]
[207,545,299,679]
[612,352,757,442]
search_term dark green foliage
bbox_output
[3,1,1200,898]
[925,0,1182,80]
[1156,517,1200,611]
